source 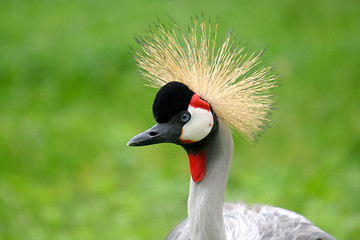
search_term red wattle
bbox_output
[188,151,206,182]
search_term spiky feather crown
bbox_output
[133,17,277,141]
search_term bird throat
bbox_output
[187,150,206,183]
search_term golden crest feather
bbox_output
[133,17,277,141]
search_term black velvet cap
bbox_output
[152,81,195,123]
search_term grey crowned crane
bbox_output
[127,18,335,240]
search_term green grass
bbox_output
[0,0,359,239]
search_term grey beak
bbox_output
[127,122,180,146]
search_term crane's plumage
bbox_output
[168,203,336,240]
[133,17,276,141]
[128,16,335,240]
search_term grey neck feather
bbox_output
[187,119,234,240]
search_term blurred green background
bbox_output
[0,0,359,239]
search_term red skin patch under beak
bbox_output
[187,150,206,183]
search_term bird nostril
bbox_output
[149,131,158,136]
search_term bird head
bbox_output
[127,81,216,147]
[127,17,277,182]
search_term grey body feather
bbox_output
[166,203,335,240]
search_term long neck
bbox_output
[187,119,234,240]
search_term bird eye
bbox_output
[180,112,191,122]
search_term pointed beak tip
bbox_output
[127,122,175,147]
[126,132,153,147]
[127,137,138,147]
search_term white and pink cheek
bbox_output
[180,95,214,143]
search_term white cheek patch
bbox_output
[180,106,214,142]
